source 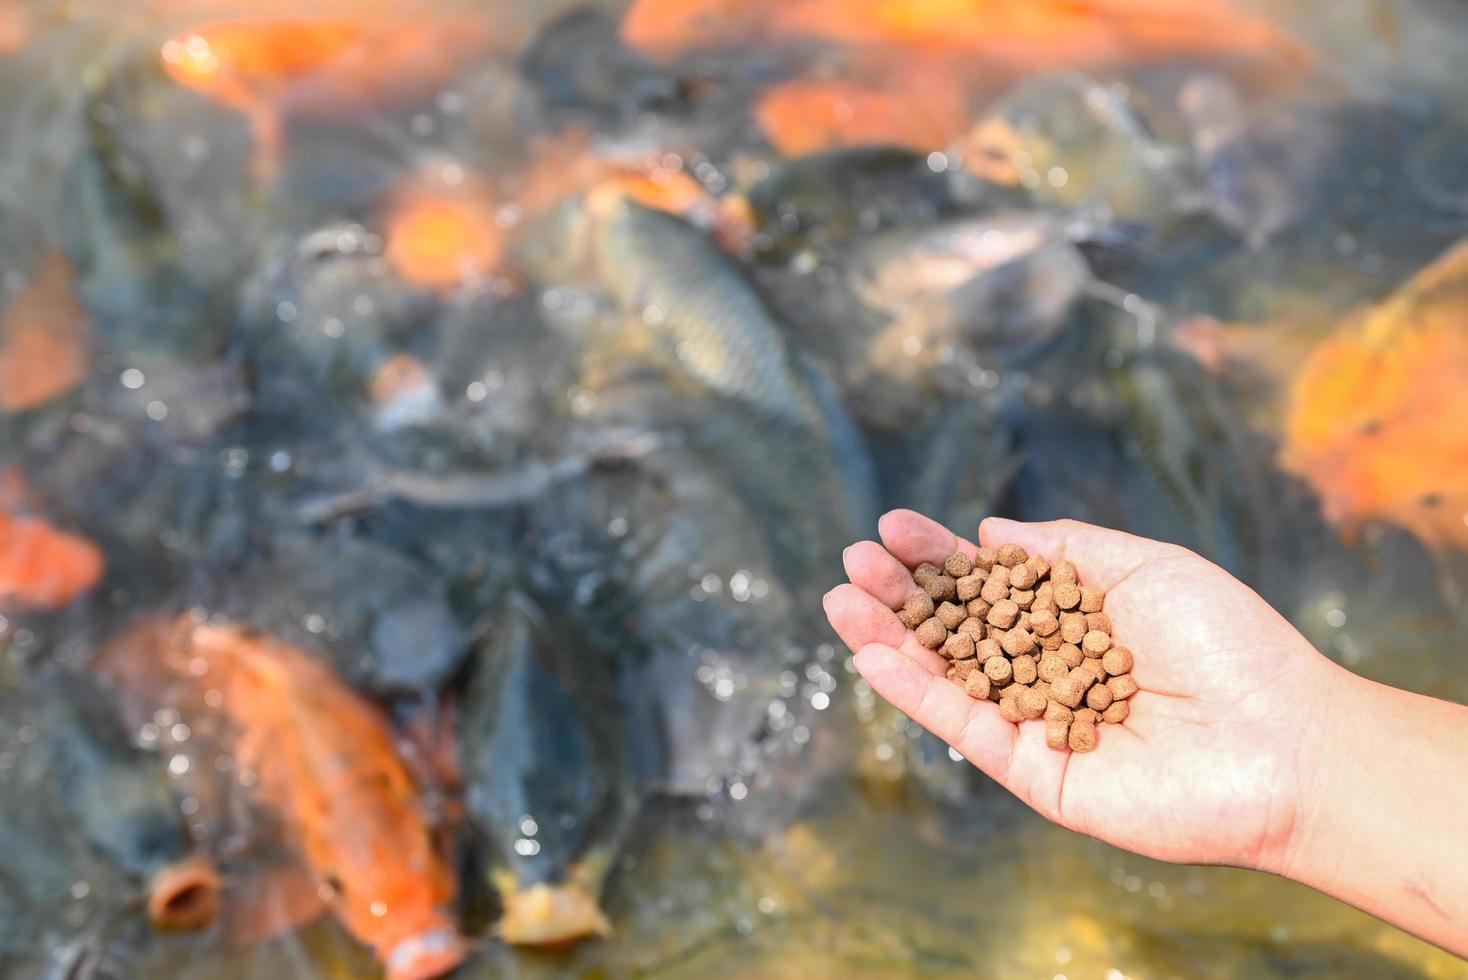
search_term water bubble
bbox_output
[729,782,748,801]
[519,817,538,836]
[926,151,949,172]
[513,838,541,856]
[170,723,191,742]
[181,797,200,816]
[810,692,830,711]
[70,881,90,900]
[204,689,224,708]
[758,896,776,915]
[371,900,388,918]
[947,746,963,762]
[1056,947,1072,965]
[322,317,345,338]
[168,754,192,776]
[1325,607,1346,628]
[874,743,893,762]
[1047,166,1069,188]
[120,368,145,390]
[465,381,488,402]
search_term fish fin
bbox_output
[223,858,327,945]
[247,107,284,186]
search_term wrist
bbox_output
[1262,656,1362,882]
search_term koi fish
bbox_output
[0,508,104,612]
[126,619,468,980]
[0,253,89,414]
[1282,241,1468,554]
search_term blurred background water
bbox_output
[1,0,1467,976]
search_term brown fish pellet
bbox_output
[965,670,991,700]
[1107,673,1139,701]
[1011,653,1038,685]
[976,637,1002,662]
[950,657,978,682]
[1080,658,1109,684]
[1059,643,1084,669]
[1051,560,1078,585]
[1053,582,1081,610]
[973,547,997,572]
[913,562,941,587]
[1051,676,1084,709]
[1044,701,1073,724]
[1045,718,1071,750]
[957,617,986,641]
[1074,707,1100,725]
[900,591,935,628]
[1038,654,1068,684]
[1079,586,1104,613]
[1102,647,1134,676]
[1086,683,1114,711]
[1059,612,1087,645]
[915,618,948,649]
[1016,611,1031,633]
[1029,608,1059,637]
[1038,631,1064,651]
[984,656,1013,685]
[1085,612,1112,635]
[986,624,1005,641]
[996,543,1028,567]
[980,573,1010,604]
[1018,686,1047,720]
[1001,628,1036,658]
[944,552,974,578]
[956,573,985,602]
[1068,721,1098,753]
[1082,630,1111,657]
[1009,588,1035,610]
[1031,679,1051,702]
[941,633,975,661]
[999,693,1025,723]
[1025,554,1050,582]
[1007,563,1038,590]
[1102,700,1130,724]
[986,599,1019,629]
[965,597,992,620]
[925,573,958,602]
[936,601,967,630]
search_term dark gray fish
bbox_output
[458,592,640,945]
[744,146,962,258]
[585,200,877,577]
[4,672,220,932]
[518,7,676,123]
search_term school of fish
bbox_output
[0,0,1466,976]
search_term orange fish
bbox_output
[619,0,770,58]
[142,619,467,980]
[1282,241,1468,554]
[383,173,506,291]
[624,0,1309,82]
[0,253,89,414]
[754,73,969,156]
[160,16,489,182]
[0,508,104,612]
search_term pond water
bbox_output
[0,0,1466,976]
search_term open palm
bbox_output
[824,511,1334,872]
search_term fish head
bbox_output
[146,856,222,930]
[493,878,612,947]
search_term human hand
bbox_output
[823,510,1337,873]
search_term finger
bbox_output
[852,643,1019,785]
[842,540,917,608]
[824,585,947,675]
[978,517,1187,592]
[877,509,978,570]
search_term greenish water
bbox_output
[1,0,1466,977]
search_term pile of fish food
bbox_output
[896,543,1137,752]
